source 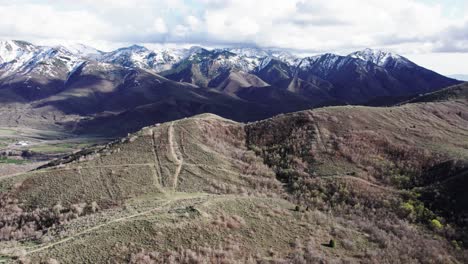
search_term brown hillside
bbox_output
[0,92,467,263]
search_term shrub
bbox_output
[88,201,100,213]
[127,244,251,264]
[329,239,336,248]
[340,239,355,250]
[451,240,462,250]
[211,215,245,229]
[430,219,443,230]
[399,202,415,219]
[0,192,99,242]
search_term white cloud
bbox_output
[153,18,168,34]
[186,16,201,31]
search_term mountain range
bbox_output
[0,40,462,135]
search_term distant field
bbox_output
[0,157,28,165]
[0,130,111,154]
[28,138,110,154]
[29,143,77,154]
[0,129,17,136]
[0,133,112,179]
[0,127,72,140]
[0,138,14,148]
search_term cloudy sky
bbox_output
[0,0,467,75]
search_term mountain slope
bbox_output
[161,48,263,87]
[208,71,269,94]
[254,58,293,85]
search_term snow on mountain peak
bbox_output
[298,53,343,70]
[1,40,426,83]
[226,47,270,58]
[269,50,299,66]
[349,48,406,67]
[61,43,103,59]
[0,40,37,64]
[0,40,88,79]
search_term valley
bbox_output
[0,126,109,178]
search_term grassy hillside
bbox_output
[0,88,467,263]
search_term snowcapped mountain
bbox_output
[296,48,415,78]
[99,45,188,72]
[349,48,414,69]
[270,50,300,66]
[92,45,299,78]
[100,45,154,69]
[160,47,300,88]
[297,53,359,76]
[201,49,261,72]
[0,40,40,76]
[162,48,263,87]
[0,40,460,108]
[61,43,103,59]
[0,40,86,80]
[225,47,271,58]
[294,49,461,103]
[0,40,37,64]
[225,47,298,64]
[222,47,299,69]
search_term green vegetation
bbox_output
[452,240,463,250]
[0,156,28,164]
[29,144,74,154]
[0,256,12,263]
[399,202,415,217]
[391,174,412,189]
[0,141,8,148]
[430,219,443,230]
[0,129,16,136]
[29,141,98,154]
[398,199,437,224]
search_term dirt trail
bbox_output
[168,122,183,189]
